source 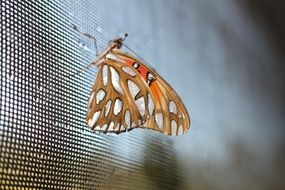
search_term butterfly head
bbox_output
[110,33,128,49]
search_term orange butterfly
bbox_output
[81,32,190,136]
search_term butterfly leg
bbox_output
[73,24,99,56]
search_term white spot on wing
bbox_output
[178,125,183,135]
[128,80,140,98]
[102,65,108,86]
[133,62,139,69]
[148,93,154,116]
[135,96,145,116]
[147,73,154,80]
[88,119,92,127]
[106,53,124,62]
[88,111,101,127]
[114,98,122,115]
[88,92,95,107]
[115,123,120,130]
[120,125,125,131]
[94,125,100,130]
[122,67,136,76]
[169,101,177,114]
[125,110,131,128]
[105,100,112,116]
[108,122,115,130]
[171,120,177,136]
[110,67,124,94]
[155,113,163,129]
[96,90,106,104]
[101,124,108,131]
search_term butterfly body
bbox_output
[86,37,190,136]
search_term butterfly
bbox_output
[84,33,190,136]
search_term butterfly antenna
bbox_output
[73,25,99,56]
[122,33,128,41]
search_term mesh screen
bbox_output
[0,1,187,189]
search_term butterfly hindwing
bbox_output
[112,49,190,136]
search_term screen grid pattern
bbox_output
[0,1,186,189]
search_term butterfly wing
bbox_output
[143,76,190,135]
[112,49,191,136]
[86,49,190,135]
[86,55,154,133]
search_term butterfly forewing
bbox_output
[86,48,190,135]
[86,55,154,133]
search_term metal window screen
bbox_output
[0,1,188,189]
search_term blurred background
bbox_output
[1,0,285,189]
